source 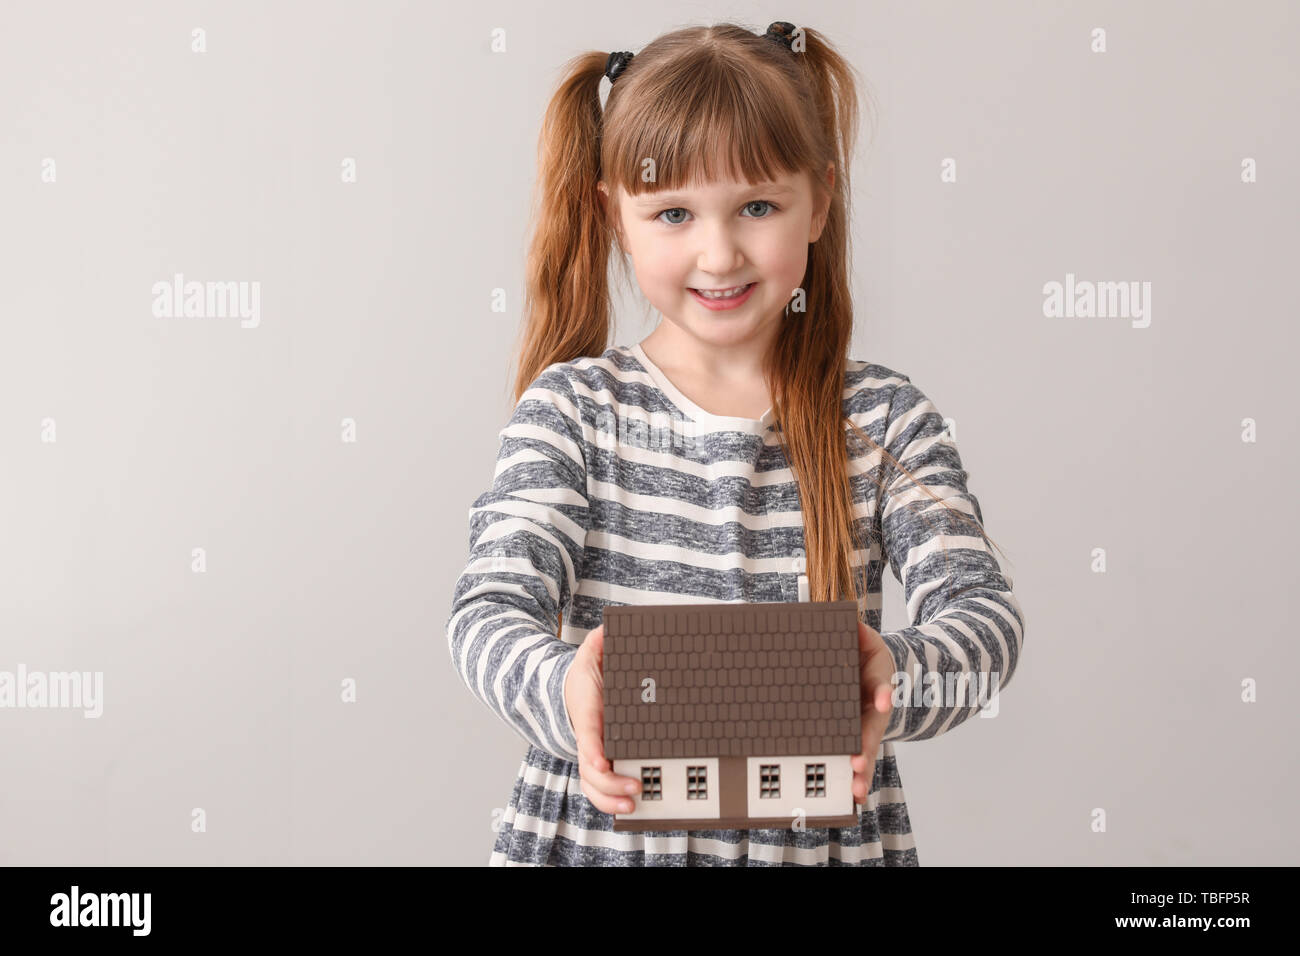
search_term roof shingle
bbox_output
[602,600,863,760]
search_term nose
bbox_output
[696,220,744,277]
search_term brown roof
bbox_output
[602,600,862,760]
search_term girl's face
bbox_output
[600,164,833,357]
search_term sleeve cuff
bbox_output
[878,630,910,741]
[553,645,582,761]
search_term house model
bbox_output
[602,599,862,832]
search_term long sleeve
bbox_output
[446,364,590,762]
[875,376,1025,743]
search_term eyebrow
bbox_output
[633,183,797,205]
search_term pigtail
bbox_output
[762,27,871,605]
[512,53,615,405]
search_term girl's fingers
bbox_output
[574,717,639,805]
[573,626,642,814]
[581,778,631,815]
[581,753,641,797]
[572,629,611,760]
[579,760,641,813]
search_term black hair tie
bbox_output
[605,51,634,84]
[764,21,798,51]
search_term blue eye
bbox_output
[654,200,779,225]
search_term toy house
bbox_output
[601,599,862,832]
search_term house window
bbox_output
[687,766,707,799]
[641,767,662,800]
[759,764,781,798]
[805,763,827,798]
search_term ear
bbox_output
[809,162,835,242]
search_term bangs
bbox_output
[602,53,817,197]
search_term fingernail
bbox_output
[625,783,638,794]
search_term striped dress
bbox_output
[447,341,1024,866]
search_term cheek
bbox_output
[769,223,810,266]
[764,230,810,282]
[634,247,684,287]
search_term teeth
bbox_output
[695,284,751,299]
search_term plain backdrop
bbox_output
[0,0,1296,865]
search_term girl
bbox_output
[447,20,1024,866]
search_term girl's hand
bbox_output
[563,624,643,815]
[851,619,896,803]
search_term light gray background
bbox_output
[1,0,1295,866]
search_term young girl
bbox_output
[447,20,1024,866]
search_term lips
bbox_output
[688,282,758,310]
[690,282,754,298]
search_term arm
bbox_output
[445,364,590,762]
[876,377,1025,742]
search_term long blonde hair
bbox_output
[513,21,1005,614]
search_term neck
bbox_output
[640,319,777,384]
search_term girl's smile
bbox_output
[688,281,758,310]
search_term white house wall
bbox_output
[611,757,720,822]
[746,755,854,819]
